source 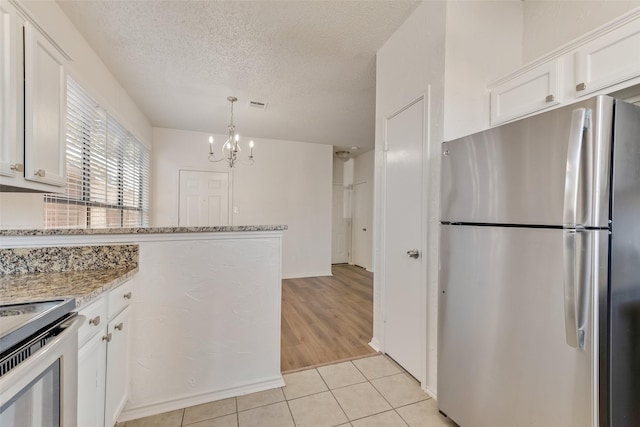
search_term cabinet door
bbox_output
[490,59,561,126]
[575,19,640,97]
[24,22,66,186]
[0,0,20,177]
[105,306,131,427]
[78,328,107,427]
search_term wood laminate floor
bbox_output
[281,264,376,372]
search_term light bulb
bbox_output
[235,134,240,142]
[249,140,254,148]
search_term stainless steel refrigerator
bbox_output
[438,95,640,427]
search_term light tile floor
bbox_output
[120,355,457,427]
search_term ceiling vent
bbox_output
[248,100,268,111]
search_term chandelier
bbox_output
[208,96,255,168]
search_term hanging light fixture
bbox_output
[208,96,255,168]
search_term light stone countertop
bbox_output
[0,267,138,308]
[0,225,287,237]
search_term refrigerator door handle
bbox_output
[563,108,591,228]
[563,229,591,349]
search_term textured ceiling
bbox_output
[57,0,420,151]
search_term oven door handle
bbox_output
[0,315,85,409]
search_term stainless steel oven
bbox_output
[0,299,83,427]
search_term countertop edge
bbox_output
[0,225,288,237]
[74,267,139,308]
[0,267,139,309]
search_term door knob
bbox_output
[407,249,420,259]
[362,228,367,231]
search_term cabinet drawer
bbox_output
[78,296,107,348]
[108,279,133,319]
[575,18,640,97]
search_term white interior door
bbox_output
[179,170,229,226]
[383,98,424,380]
[332,184,349,264]
[353,181,371,270]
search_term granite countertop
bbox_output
[0,266,138,308]
[0,225,288,237]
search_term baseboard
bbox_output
[282,270,332,279]
[423,385,437,401]
[368,338,381,352]
[118,375,285,422]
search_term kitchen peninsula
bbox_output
[0,225,287,423]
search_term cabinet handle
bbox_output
[89,315,101,326]
[123,292,132,300]
[10,163,24,172]
[545,94,555,103]
[34,169,46,177]
[102,333,112,343]
[114,322,124,331]
[576,82,587,92]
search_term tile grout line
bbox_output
[235,396,239,427]
[321,360,407,426]
[357,356,418,426]
[316,365,350,427]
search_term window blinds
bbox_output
[44,77,150,228]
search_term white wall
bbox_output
[0,193,44,228]
[523,0,640,63]
[333,155,344,185]
[125,233,284,420]
[443,0,523,141]
[375,0,447,396]
[0,230,285,422]
[0,0,152,230]
[375,0,522,396]
[153,128,333,279]
[354,150,374,186]
[19,0,152,144]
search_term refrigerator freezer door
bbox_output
[609,100,640,427]
[441,96,613,228]
[438,225,608,427]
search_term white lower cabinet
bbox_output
[78,328,107,427]
[104,306,131,427]
[77,279,133,427]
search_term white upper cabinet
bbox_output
[489,9,640,126]
[490,59,562,126]
[0,0,21,178]
[574,19,640,97]
[24,21,67,187]
[0,0,69,192]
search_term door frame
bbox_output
[331,182,351,264]
[177,169,233,226]
[352,180,372,271]
[374,88,431,391]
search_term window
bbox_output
[44,77,150,228]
